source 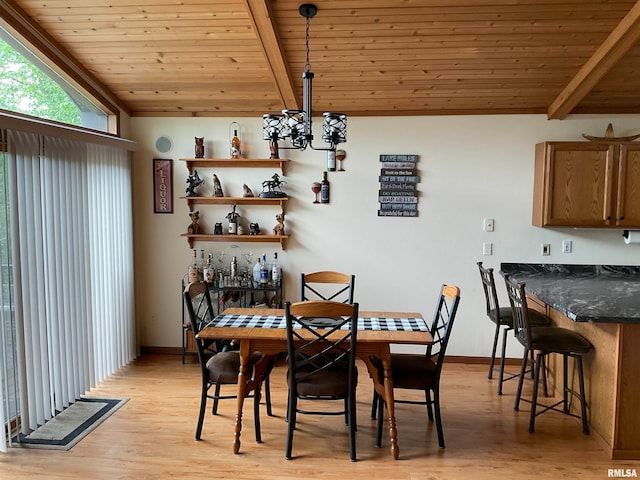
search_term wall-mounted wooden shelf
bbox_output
[180,196,288,211]
[179,158,289,174]
[179,158,290,250]
[180,233,289,250]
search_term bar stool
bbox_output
[477,262,549,394]
[503,274,593,434]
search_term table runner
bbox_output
[207,314,429,332]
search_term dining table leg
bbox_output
[232,340,251,454]
[380,352,400,459]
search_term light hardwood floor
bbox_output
[1,354,638,479]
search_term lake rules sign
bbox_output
[378,154,419,217]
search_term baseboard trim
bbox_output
[445,355,521,365]
[140,346,183,355]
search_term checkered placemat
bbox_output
[206,314,429,332]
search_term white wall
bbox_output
[130,114,640,358]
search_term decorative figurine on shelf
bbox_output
[185,170,204,197]
[273,212,285,236]
[226,204,240,235]
[259,173,287,198]
[214,222,223,235]
[242,184,255,197]
[249,222,260,235]
[194,137,205,158]
[187,210,201,234]
[212,173,224,197]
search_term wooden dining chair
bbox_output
[299,271,355,303]
[183,281,273,443]
[284,300,360,461]
[503,274,592,434]
[371,284,460,449]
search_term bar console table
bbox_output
[181,276,283,362]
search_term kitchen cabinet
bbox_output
[532,141,640,228]
[179,158,290,249]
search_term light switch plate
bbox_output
[483,218,495,232]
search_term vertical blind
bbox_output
[0,128,136,451]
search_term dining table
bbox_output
[197,306,432,460]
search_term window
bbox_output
[0,28,109,132]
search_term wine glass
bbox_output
[242,251,253,276]
[214,250,226,271]
[336,149,346,171]
[311,182,321,203]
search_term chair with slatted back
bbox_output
[502,274,593,434]
[371,284,460,449]
[300,271,355,303]
[183,281,273,442]
[284,300,360,461]
[478,261,550,394]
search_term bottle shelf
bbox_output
[180,233,289,250]
[180,196,288,211]
[179,158,289,174]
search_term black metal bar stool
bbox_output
[503,274,593,434]
[477,262,549,394]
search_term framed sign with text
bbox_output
[377,154,420,217]
[153,158,173,213]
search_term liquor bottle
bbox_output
[231,129,241,158]
[198,249,205,281]
[203,253,215,283]
[188,249,198,284]
[252,258,261,285]
[259,254,269,286]
[230,255,238,279]
[320,171,330,204]
[271,252,281,285]
[327,149,336,172]
[228,215,237,235]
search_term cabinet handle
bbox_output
[620,216,625,220]
[607,216,612,220]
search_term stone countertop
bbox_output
[499,263,640,323]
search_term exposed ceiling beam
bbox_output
[244,0,299,112]
[548,0,640,120]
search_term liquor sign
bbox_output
[153,158,173,213]
[377,154,419,217]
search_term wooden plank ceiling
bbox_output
[3,0,640,119]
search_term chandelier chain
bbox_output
[305,16,311,73]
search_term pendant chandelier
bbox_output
[262,3,347,159]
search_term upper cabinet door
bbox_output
[533,142,616,227]
[617,144,640,227]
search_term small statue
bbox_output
[214,222,223,235]
[273,212,285,236]
[185,170,204,197]
[259,173,287,198]
[212,174,224,197]
[194,137,205,158]
[187,211,201,234]
[242,184,255,197]
[249,222,260,235]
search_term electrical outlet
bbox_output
[483,218,495,232]
[541,243,551,256]
[562,239,572,253]
[483,242,493,256]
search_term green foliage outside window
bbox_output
[0,38,81,125]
